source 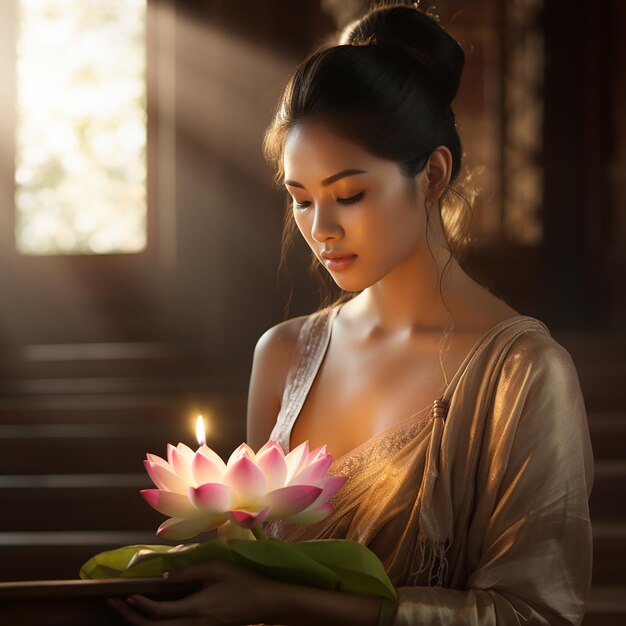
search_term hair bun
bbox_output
[339,4,465,104]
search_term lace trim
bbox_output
[331,406,434,477]
[270,306,339,453]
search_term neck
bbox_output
[354,238,472,335]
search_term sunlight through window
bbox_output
[15,0,147,255]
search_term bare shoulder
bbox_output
[253,315,309,384]
[246,314,309,449]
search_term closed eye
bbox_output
[338,191,366,205]
[293,191,366,211]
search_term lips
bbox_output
[321,252,355,260]
[320,251,357,271]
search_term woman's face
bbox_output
[283,122,428,292]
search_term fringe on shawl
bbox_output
[405,401,451,588]
[407,535,451,587]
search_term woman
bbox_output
[110,2,594,624]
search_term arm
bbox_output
[246,316,307,450]
[383,336,594,626]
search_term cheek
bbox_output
[365,210,423,273]
[362,202,421,247]
[292,211,314,245]
[389,211,421,244]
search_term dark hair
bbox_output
[264,1,476,311]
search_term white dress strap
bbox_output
[269,305,341,453]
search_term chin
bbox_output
[327,272,373,293]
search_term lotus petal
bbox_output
[197,445,227,473]
[167,444,193,484]
[293,475,347,517]
[317,475,348,502]
[285,441,309,482]
[264,485,323,519]
[156,515,224,540]
[189,482,232,513]
[224,455,267,506]
[176,442,196,461]
[292,454,332,485]
[286,502,334,525]
[192,452,225,486]
[146,453,170,469]
[144,460,187,494]
[166,443,177,466]
[227,507,269,529]
[140,489,195,518]
[227,442,256,467]
[256,444,287,491]
[306,445,328,465]
[256,440,284,457]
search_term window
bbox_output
[14,0,147,255]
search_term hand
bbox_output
[107,560,281,625]
[107,559,383,626]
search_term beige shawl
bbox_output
[268,305,594,625]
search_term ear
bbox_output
[423,146,453,202]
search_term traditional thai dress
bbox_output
[267,304,594,625]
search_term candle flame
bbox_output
[195,415,206,447]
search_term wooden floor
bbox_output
[0,330,624,624]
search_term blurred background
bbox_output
[0,0,624,623]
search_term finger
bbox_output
[110,597,206,626]
[107,597,151,626]
[126,592,206,619]
[165,559,241,583]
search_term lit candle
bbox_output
[195,415,206,450]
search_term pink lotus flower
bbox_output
[141,440,347,540]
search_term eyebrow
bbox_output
[284,169,368,189]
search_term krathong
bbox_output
[80,440,397,602]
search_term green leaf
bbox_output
[228,539,340,590]
[79,537,396,602]
[79,540,231,580]
[293,540,397,601]
[163,540,232,571]
[79,544,171,580]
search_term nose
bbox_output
[310,202,343,243]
